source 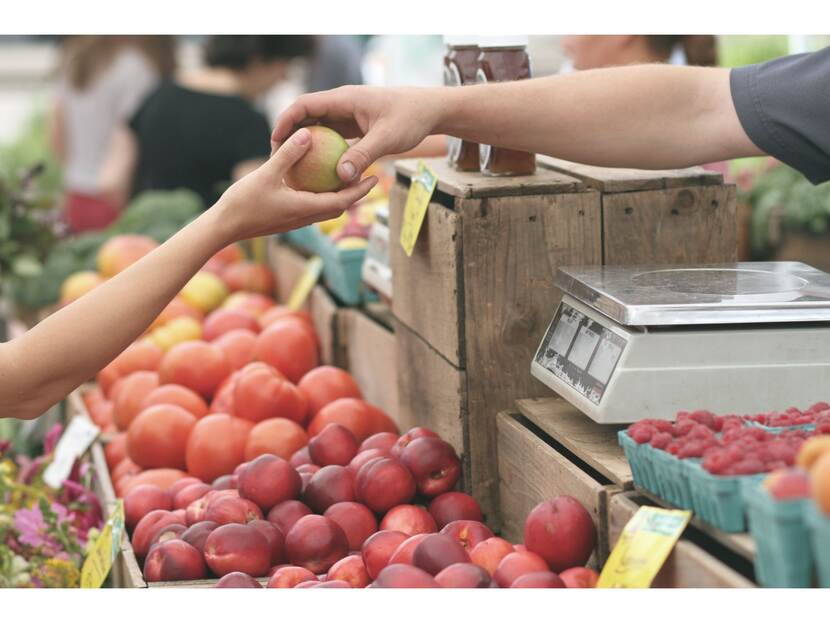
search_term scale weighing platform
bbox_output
[531,262,830,424]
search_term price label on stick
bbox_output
[81,501,124,588]
[597,506,691,588]
[43,415,100,489]
[399,161,438,257]
[286,256,323,311]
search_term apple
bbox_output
[284,126,349,193]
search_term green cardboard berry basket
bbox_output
[744,484,813,587]
[807,502,830,588]
[686,462,764,533]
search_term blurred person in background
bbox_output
[307,35,366,91]
[50,35,175,233]
[561,35,718,70]
[100,35,313,209]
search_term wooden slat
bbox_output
[340,309,399,423]
[395,157,583,199]
[389,184,465,367]
[607,493,755,588]
[603,185,737,265]
[394,320,466,469]
[515,397,632,488]
[460,190,603,525]
[496,411,614,563]
[537,155,723,193]
[149,577,269,588]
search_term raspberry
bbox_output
[703,450,732,475]
[652,420,675,435]
[675,419,695,437]
[650,432,672,450]
[730,458,766,475]
[678,439,706,458]
[630,425,654,444]
[666,442,681,456]
[808,402,830,413]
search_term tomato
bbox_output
[254,318,319,384]
[211,329,257,371]
[365,403,399,436]
[258,306,313,332]
[150,296,204,332]
[121,468,189,496]
[244,418,309,462]
[111,456,141,483]
[221,261,275,295]
[298,366,363,417]
[211,243,245,266]
[221,292,276,318]
[232,362,308,425]
[127,404,197,470]
[113,371,160,431]
[307,397,377,441]
[98,340,164,396]
[141,384,209,419]
[158,340,230,400]
[202,308,260,341]
[185,413,253,483]
[105,433,128,471]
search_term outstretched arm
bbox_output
[0,128,377,420]
[272,64,762,183]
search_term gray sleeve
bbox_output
[730,46,830,185]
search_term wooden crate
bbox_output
[607,492,755,587]
[390,158,603,524]
[496,406,631,565]
[537,155,737,265]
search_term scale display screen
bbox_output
[535,302,627,404]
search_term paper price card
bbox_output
[81,500,124,588]
[43,415,100,489]
[287,256,323,311]
[399,161,438,257]
[597,506,691,588]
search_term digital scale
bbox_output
[531,262,830,424]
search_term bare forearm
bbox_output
[437,65,761,169]
[1,205,232,419]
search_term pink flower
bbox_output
[14,506,51,549]
[44,424,63,455]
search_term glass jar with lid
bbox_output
[443,36,481,172]
[476,36,536,176]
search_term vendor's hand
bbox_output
[214,127,377,243]
[271,86,443,184]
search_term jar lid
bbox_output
[443,35,480,47]
[478,35,529,48]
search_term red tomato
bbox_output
[212,329,257,371]
[202,308,259,341]
[127,404,197,470]
[298,366,363,417]
[185,414,253,483]
[254,318,318,383]
[158,341,230,400]
[141,384,209,419]
[232,362,308,425]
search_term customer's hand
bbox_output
[271,86,444,184]
[214,127,377,243]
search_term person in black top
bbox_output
[100,35,314,208]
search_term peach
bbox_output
[303,465,355,513]
[204,496,263,525]
[559,566,599,588]
[359,432,399,454]
[215,571,262,588]
[355,457,416,513]
[324,502,378,550]
[168,476,204,499]
[97,234,157,277]
[435,562,492,588]
[494,551,549,588]
[348,448,391,477]
[221,262,275,296]
[296,464,320,475]
[143,539,207,582]
[391,427,438,459]
[361,530,408,579]
[181,521,218,553]
[59,271,104,306]
[763,468,811,499]
[470,537,514,576]
[124,484,172,531]
[412,534,470,575]
[381,504,437,536]
[440,520,494,553]
[212,474,238,490]
[202,309,260,342]
[524,496,595,572]
[797,435,830,470]
[267,500,312,535]
[290,447,313,468]
[326,554,371,588]
[147,522,188,552]
[373,564,440,588]
[510,571,566,588]
[266,565,317,588]
[284,125,349,193]
[295,580,321,588]
[309,423,359,467]
[237,454,302,512]
[249,519,286,566]
[285,515,349,574]
[811,451,830,514]
[313,580,351,588]
[388,533,430,567]
[244,417,308,462]
[204,523,272,577]
[428,492,483,528]
[173,483,212,510]
[400,437,461,497]
[212,329,257,372]
[133,510,182,559]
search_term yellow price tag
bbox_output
[597,505,691,588]
[81,500,124,588]
[399,161,438,257]
[286,256,323,311]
